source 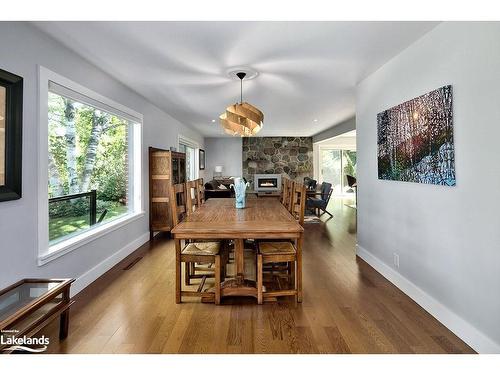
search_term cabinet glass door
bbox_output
[179,158,186,183]
[172,156,179,184]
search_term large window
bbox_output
[39,67,143,263]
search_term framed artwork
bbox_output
[377,85,455,186]
[199,149,205,170]
[0,68,23,202]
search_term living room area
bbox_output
[202,133,354,216]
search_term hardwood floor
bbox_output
[41,198,475,354]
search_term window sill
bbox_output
[38,211,145,266]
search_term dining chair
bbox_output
[280,177,288,206]
[171,183,224,304]
[185,178,222,283]
[196,178,205,206]
[256,182,306,304]
[285,179,294,212]
[290,182,307,226]
[306,182,333,217]
[185,179,200,213]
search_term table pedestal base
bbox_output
[201,276,268,303]
[221,278,257,297]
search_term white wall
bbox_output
[0,22,204,294]
[204,137,242,179]
[356,22,500,353]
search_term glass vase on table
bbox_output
[230,177,249,209]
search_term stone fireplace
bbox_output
[242,137,313,188]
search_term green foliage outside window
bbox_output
[48,92,130,242]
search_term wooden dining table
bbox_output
[171,197,304,302]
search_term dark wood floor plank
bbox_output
[325,326,351,353]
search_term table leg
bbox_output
[234,238,244,284]
[175,239,182,304]
[59,288,70,340]
[296,233,303,303]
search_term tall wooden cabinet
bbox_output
[149,147,186,239]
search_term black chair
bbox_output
[306,182,333,217]
[303,177,317,191]
[346,175,357,206]
[346,175,357,193]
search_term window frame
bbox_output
[178,134,199,180]
[37,66,144,266]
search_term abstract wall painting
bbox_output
[377,85,455,186]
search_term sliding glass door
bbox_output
[319,149,356,195]
[178,142,197,181]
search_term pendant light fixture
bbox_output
[219,71,263,137]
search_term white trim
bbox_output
[318,143,357,151]
[129,118,145,214]
[312,143,320,182]
[70,231,150,297]
[38,211,145,266]
[43,67,143,122]
[356,244,500,354]
[178,134,199,149]
[37,66,50,266]
[37,65,144,264]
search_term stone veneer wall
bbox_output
[242,137,313,188]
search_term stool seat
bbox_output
[182,242,220,256]
[259,241,295,255]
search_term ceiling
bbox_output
[33,21,438,137]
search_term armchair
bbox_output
[306,182,333,217]
[303,177,317,191]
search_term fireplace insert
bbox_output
[254,174,282,192]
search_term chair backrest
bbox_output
[185,180,200,214]
[170,183,187,226]
[196,178,205,206]
[290,182,307,225]
[320,182,333,203]
[280,177,288,205]
[285,179,294,212]
[309,179,317,190]
[346,175,357,188]
[280,179,285,204]
[304,177,317,190]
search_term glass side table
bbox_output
[0,278,75,353]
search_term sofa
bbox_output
[204,179,234,200]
